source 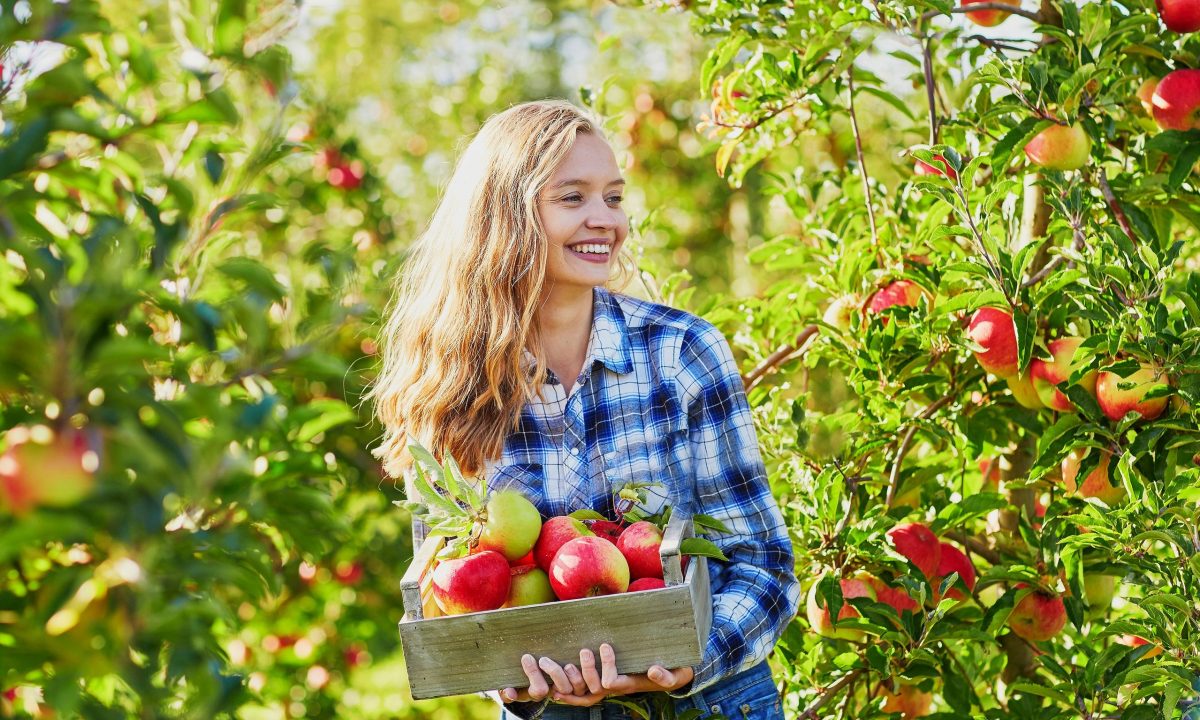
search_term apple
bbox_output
[1024,123,1091,171]
[978,458,1002,491]
[1061,448,1124,505]
[887,522,942,579]
[1137,78,1160,116]
[1006,371,1045,409]
[1083,574,1116,619]
[877,683,933,718]
[548,536,630,600]
[505,565,556,607]
[1157,0,1200,32]
[962,0,1020,27]
[0,427,97,515]
[511,549,535,567]
[934,542,977,602]
[1151,69,1200,130]
[805,574,877,640]
[432,551,511,615]
[914,154,957,180]
[628,577,666,592]
[586,518,624,545]
[474,489,542,562]
[333,560,363,585]
[533,516,593,570]
[867,576,919,617]
[1007,584,1067,642]
[1030,337,1096,412]
[822,294,861,332]
[1095,364,1169,422]
[1116,634,1163,659]
[967,307,1019,377]
[865,280,929,324]
[616,521,664,580]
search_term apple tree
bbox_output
[635,0,1200,717]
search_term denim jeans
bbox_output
[497,660,783,720]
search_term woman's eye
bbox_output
[606,196,623,204]
[562,194,583,202]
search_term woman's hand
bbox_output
[498,643,693,707]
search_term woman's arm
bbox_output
[668,320,802,697]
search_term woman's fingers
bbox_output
[647,665,674,687]
[563,663,588,696]
[537,656,573,695]
[599,643,620,690]
[520,654,549,700]
[579,648,604,694]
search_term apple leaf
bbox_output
[679,537,728,562]
[691,513,732,534]
[567,509,608,521]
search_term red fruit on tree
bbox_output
[1061,448,1124,505]
[806,574,877,640]
[1156,0,1200,32]
[867,576,919,617]
[886,522,942,579]
[431,550,511,615]
[1137,77,1160,116]
[933,542,976,602]
[533,515,593,570]
[865,280,929,326]
[1007,584,1067,642]
[967,307,1019,377]
[1023,123,1091,171]
[1030,337,1096,412]
[548,536,630,600]
[877,683,933,718]
[1151,69,1200,130]
[1116,634,1163,658]
[961,0,1020,27]
[334,561,363,585]
[616,520,664,580]
[914,154,957,180]
[1095,364,1169,422]
[0,427,97,515]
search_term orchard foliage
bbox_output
[645,0,1200,717]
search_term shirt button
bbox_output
[570,447,580,456]
[711,705,720,713]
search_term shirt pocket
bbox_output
[596,424,690,518]
[486,458,547,515]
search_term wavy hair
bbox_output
[369,99,634,477]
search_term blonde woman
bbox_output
[371,100,799,720]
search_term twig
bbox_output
[847,72,882,262]
[945,529,1002,565]
[885,394,956,508]
[920,37,939,145]
[1096,168,1138,246]
[799,669,864,720]
[743,324,820,390]
[1020,225,1085,288]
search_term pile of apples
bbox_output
[430,489,673,616]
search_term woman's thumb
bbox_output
[649,666,672,686]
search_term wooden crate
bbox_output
[398,510,711,700]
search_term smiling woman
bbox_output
[370,99,799,720]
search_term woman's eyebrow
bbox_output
[548,178,627,190]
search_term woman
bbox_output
[370,99,799,720]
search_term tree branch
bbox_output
[799,668,865,720]
[920,36,939,145]
[885,393,956,508]
[846,72,882,263]
[1096,168,1138,246]
[743,324,820,390]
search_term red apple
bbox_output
[628,577,666,592]
[865,280,928,324]
[914,154,957,180]
[0,427,97,515]
[1007,371,1045,409]
[1024,123,1091,171]
[1030,337,1096,412]
[1061,448,1124,505]
[511,549,535,567]
[616,521,664,580]
[967,307,1019,377]
[867,576,919,617]
[887,522,942,579]
[431,550,511,615]
[1095,364,1169,422]
[329,160,364,190]
[978,458,1002,491]
[533,516,593,570]
[1116,634,1163,658]
[505,565,556,607]
[805,574,877,640]
[962,0,1020,27]
[877,683,933,718]
[1157,0,1200,32]
[333,560,363,585]
[1151,69,1200,130]
[474,489,542,562]
[822,294,862,332]
[585,519,624,545]
[1083,573,1116,619]
[934,542,977,602]
[1007,584,1067,642]
[548,536,630,600]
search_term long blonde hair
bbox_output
[370,99,633,478]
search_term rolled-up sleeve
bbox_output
[668,321,800,697]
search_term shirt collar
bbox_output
[590,286,634,375]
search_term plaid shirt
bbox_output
[411,286,799,697]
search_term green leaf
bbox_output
[692,513,732,534]
[679,537,729,562]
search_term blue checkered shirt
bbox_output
[411,286,799,697]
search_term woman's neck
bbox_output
[535,284,595,391]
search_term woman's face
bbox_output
[537,132,628,293]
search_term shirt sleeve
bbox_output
[667,321,801,697]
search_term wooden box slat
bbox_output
[398,510,712,700]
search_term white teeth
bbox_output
[571,243,610,255]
